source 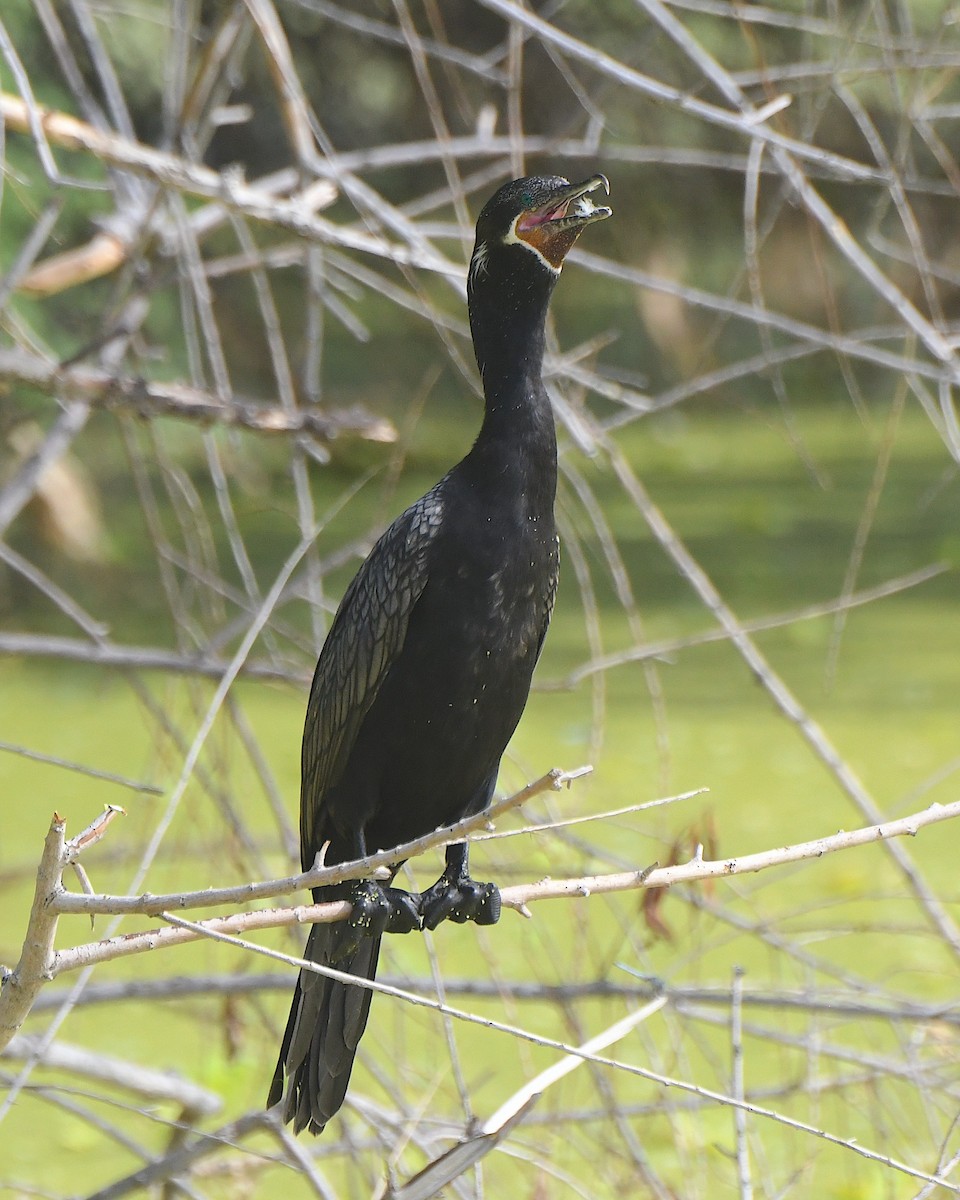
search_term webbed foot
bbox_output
[339,879,422,957]
[419,843,501,931]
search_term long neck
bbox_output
[464,251,558,509]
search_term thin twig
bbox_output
[731,967,752,1200]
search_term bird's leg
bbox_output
[345,829,421,945]
[419,842,501,931]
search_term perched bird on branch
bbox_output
[269,174,612,1134]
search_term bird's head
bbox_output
[468,174,612,290]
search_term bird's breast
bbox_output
[446,517,554,636]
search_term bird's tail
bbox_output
[268,916,381,1134]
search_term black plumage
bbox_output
[269,174,612,1134]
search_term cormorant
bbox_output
[269,174,612,1134]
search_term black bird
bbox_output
[269,174,612,1134]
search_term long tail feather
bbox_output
[268,919,381,1135]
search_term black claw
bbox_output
[419,873,502,930]
[384,887,422,934]
[475,883,501,926]
[421,887,460,931]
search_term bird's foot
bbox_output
[419,870,501,931]
[346,880,422,949]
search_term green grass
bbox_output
[2,398,959,1196]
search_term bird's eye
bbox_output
[520,191,533,208]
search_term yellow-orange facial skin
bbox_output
[508,179,612,271]
[516,222,582,270]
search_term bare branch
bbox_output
[1,1034,222,1118]
[30,971,960,1029]
[54,767,593,917]
[548,563,947,689]
[474,0,882,181]
[45,794,960,979]
[597,436,960,960]
[0,740,162,796]
[0,347,396,443]
[0,401,90,539]
[79,1110,275,1200]
[0,91,459,273]
[0,814,66,1051]
[0,632,308,683]
[381,1000,667,1200]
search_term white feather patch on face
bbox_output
[503,214,562,275]
[468,240,490,291]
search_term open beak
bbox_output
[517,174,612,234]
[515,175,612,268]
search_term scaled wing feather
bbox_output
[299,489,444,859]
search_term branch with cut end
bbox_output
[0,806,127,1051]
[48,794,960,980]
[0,814,66,1051]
